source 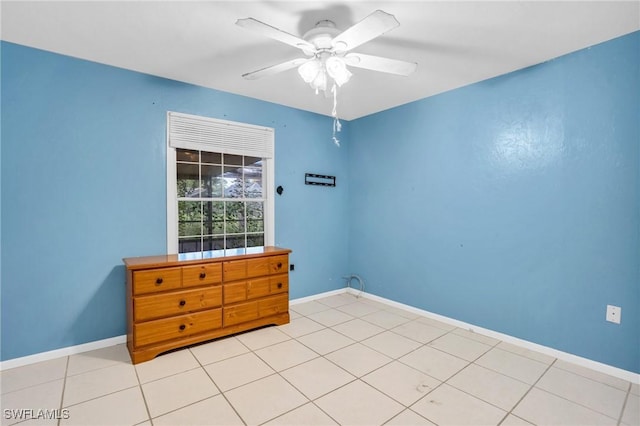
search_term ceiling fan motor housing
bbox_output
[302,20,342,51]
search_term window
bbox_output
[176,149,265,252]
[166,112,274,254]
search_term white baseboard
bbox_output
[0,335,126,371]
[289,288,348,305]
[346,288,640,383]
[3,288,638,384]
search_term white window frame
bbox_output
[166,112,275,253]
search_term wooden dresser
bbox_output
[123,246,291,364]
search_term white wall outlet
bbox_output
[606,305,621,324]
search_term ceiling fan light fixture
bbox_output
[310,68,328,92]
[298,59,322,83]
[325,56,352,87]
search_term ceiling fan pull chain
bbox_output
[331,83,341,147]
[331,83,338,116]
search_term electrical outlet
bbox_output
[606,305,621,324]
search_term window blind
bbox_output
[167,112,274,158]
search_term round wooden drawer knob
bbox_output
[199,272,206,279]
[179,300,186,307]
[179,324,186,331]
[155,278,163,285]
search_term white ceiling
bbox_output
[2,1,639,120]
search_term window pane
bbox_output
[201,151,221,164]
[224,166,243,198]
[225,201,245,234]
[244,167,262,198]
[226,235,245,249]
[178,201,202,236]
[202,235,224,251]
[177,163,200,197]
[246,201,263,232]
[177,149,199,162]
[245,156,262,167]
[247,234,264,248]
[224,154,243,166]
[202,165,223,197]
[179,237,201,253]
[202,201,224,235]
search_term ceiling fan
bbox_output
[236,10,418,94]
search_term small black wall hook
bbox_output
[276,185,284,195]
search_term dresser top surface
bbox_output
[123,246,291,270]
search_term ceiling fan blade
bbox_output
[345,53,417,76]
[242,58,310,80]
[331,10,399,52]
[236,18,316,53]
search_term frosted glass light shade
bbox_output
[311,69,327,92]
[325,56,352,86]
[298,60,322,83]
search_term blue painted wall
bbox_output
[349,32,639,373]
[1,42,349,361]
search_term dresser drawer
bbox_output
[258,294,289,317]
[245,275,287,299]
[224,256,278,281]
[134,287,222,322]
[223,301,258,326]
[246,277,271,299]
[223,260,246,282]
[270,274,288,294]
[134,308,222,347]
[269,255,289,275]
[183,263,222,288]
[247,257,270,278]
[133,267,182,295]
[223,281,247,304]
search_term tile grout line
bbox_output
[56,358,145,418]
[616,381,632,426]
[144,350,242,425]
[132,356,154,425]
[382,407,434,426]
[56,355,70,426]
[194,343,257,426]
[136,364,202,386]
[437,346,509,413]
[522,357,625,424]
[409,339,511,423]
[495,356,558,425]
[534,362,629,422]
[262,366,344,426]
[551,359,633,393]
[59,385,143,410]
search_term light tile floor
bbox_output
[1,293,639,426]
